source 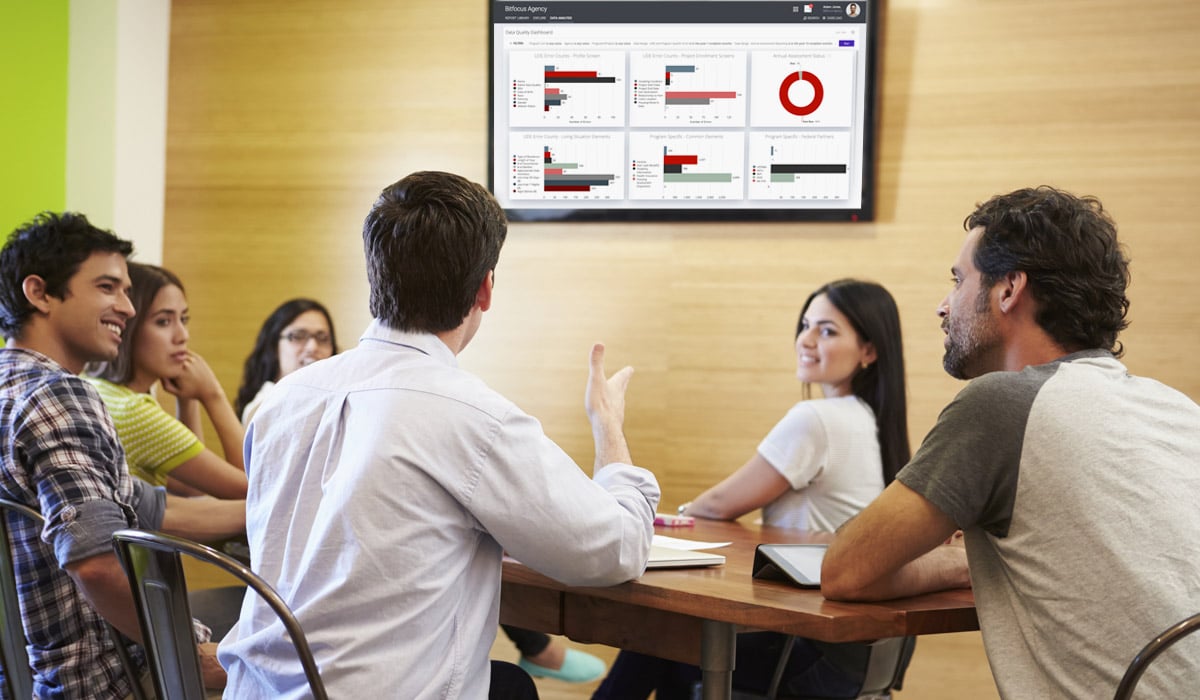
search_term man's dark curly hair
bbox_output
[965,186,1130,356]
[0,212,133,338]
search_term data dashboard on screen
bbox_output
[489,0,880,222]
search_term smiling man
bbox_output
[821,187,1200,698]
[0,212,244,699]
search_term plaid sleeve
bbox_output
[18,377,140,565]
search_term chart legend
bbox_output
[630,52,747,127]
[629,132,743,200]
[507,132,625,200]
[508,52,626,127]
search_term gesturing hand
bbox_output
[584,343,635,470]
[584,342,634,428]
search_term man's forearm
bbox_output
[161,495,246,541]
[823,546,970,602]
[66,553,145,643]
[592,419,632,471]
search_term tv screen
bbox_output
[488,1,882,222]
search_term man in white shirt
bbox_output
[219,171,661,699]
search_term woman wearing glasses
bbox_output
[235,298,339,424]
[86,262,249,499]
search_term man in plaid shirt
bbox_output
[0,213,245,699]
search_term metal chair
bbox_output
[1113,612,1200,700]
[111,528,328,700]
[729,635,915,700]
[0,499,35,700]
[0,498,146,700]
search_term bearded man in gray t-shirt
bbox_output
[821,186,1200,699]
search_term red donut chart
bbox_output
[779,70,824,116]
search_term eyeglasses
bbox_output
[281,330,332,347]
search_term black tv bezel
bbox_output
[487,0,883,223]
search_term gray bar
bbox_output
[665,173,733,183]
[545,175,615,183]
[770,163,848,174]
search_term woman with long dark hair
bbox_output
[680,277,909,526]
[594,278,911,699]
[86,263,248,498]
[235,298,339,424]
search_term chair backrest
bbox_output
[859,635,915,696]
[0,498,40,700]
[0,498,146,700]
[1113,612,1200,700]
[111,528,328,700]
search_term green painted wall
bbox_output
[1,1,69,234]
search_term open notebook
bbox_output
[646,533,728,569]
[646,545,726,569]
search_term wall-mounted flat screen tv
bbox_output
[489,1,882,222]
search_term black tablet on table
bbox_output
[752,543,827,589]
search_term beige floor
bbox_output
[489,631,1000,700]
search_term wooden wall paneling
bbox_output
[164,0,1200,507]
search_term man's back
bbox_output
[902,351,1200,697]
[0,348,140,700]
[221,321,659,699]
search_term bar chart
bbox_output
[629,132,744,200]
[508,52,626,127]
[747,132,851,200]
[630,52,747,127]
[507,132,624,200]
[749,51,856,128]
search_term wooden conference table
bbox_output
[500,518,977,700]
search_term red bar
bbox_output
[543,168,565,175]
[665,91,737,99]
[663,154,699,166]
[545,88,561,94]
[544,185,591,192]
[665,71,671,85]
[544,71,598,78]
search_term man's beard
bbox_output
[942,290,998,380]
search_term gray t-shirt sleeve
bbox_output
[897,369,1048,538]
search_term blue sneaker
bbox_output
[518,648,606,683]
